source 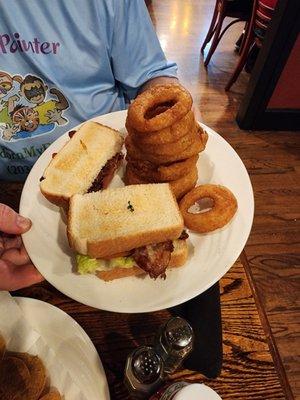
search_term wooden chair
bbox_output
[201,0,253,67]
[225,0,278,91]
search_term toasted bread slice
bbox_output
[96,239,188,281]
[68,183,184,258]
[40,121,123,208]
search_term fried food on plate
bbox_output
[0,343,62,400]
[39,389,62,400]
[125,165,198,200]
[0,357,31,400]
[124,84,205,199]
[126,109,195,145]
[169,166,198,200]
[127,84,192,132]
[7,352,47,400]
[127,154,199,182]
[133,123,199,157]
[125,129,205,165]
[179,184,238,233]
[123,166,146,185]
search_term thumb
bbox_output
[0,203,31,234]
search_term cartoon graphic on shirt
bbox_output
[0,71,23,125]
[0,71,69,141]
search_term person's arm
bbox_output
[139,76,179,93]
[110,0,178,99]
[0,204,44,291]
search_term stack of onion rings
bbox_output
[179,185,238,233]
[124,84,208,200]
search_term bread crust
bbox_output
[39,190,69,210]
[87,226,183,258]
[40,121,123,207]
[67,184,184,257]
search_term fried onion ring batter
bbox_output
[124,166,198,200]
[126,84,192,132]
[125,126,206,165]
[133,123,199,157]
[126,155,199,182]
[179,184,238,233]
[126,110,195,145]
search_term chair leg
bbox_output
[238,22,249,55]
[225,31,254,91]
[225,0,258,91]
[217,18,243,45]
[204,14,225,67]
[201,0,219,53]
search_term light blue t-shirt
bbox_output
[0,0,177,181]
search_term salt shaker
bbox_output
[154,317,194,374]
[124,345,165,399]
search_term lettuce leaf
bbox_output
[108,256,135,269]
[76,254,100,275]
[76,254,135,275]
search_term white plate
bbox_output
[20,110,254,313]
[166,383,222,399]
[14,297,110,400]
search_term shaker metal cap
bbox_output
[132,346,162,384]
[165,317,194,350]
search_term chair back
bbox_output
[254,0,277,43]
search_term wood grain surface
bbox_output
[9,260,285,400]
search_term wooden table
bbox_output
[1,183,288,399]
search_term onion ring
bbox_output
[133,123,199,157]
[125,126,206,165]
[123,166,147,185]
[126,155,199,182]
[124,166,198,200]
[126,110,195,145]
[157,155,199,181]
[201,128,208,147]
[170,166,198,199]
[126,84,192,132]
[179,185,238,233]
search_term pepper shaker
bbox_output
[124,345,165,399]
[154,317,194,374]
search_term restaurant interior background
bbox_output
[145,0,299,397]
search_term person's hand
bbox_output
[0,203,44,291]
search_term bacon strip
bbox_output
[133,241,174,279]
[87,153,123,193]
